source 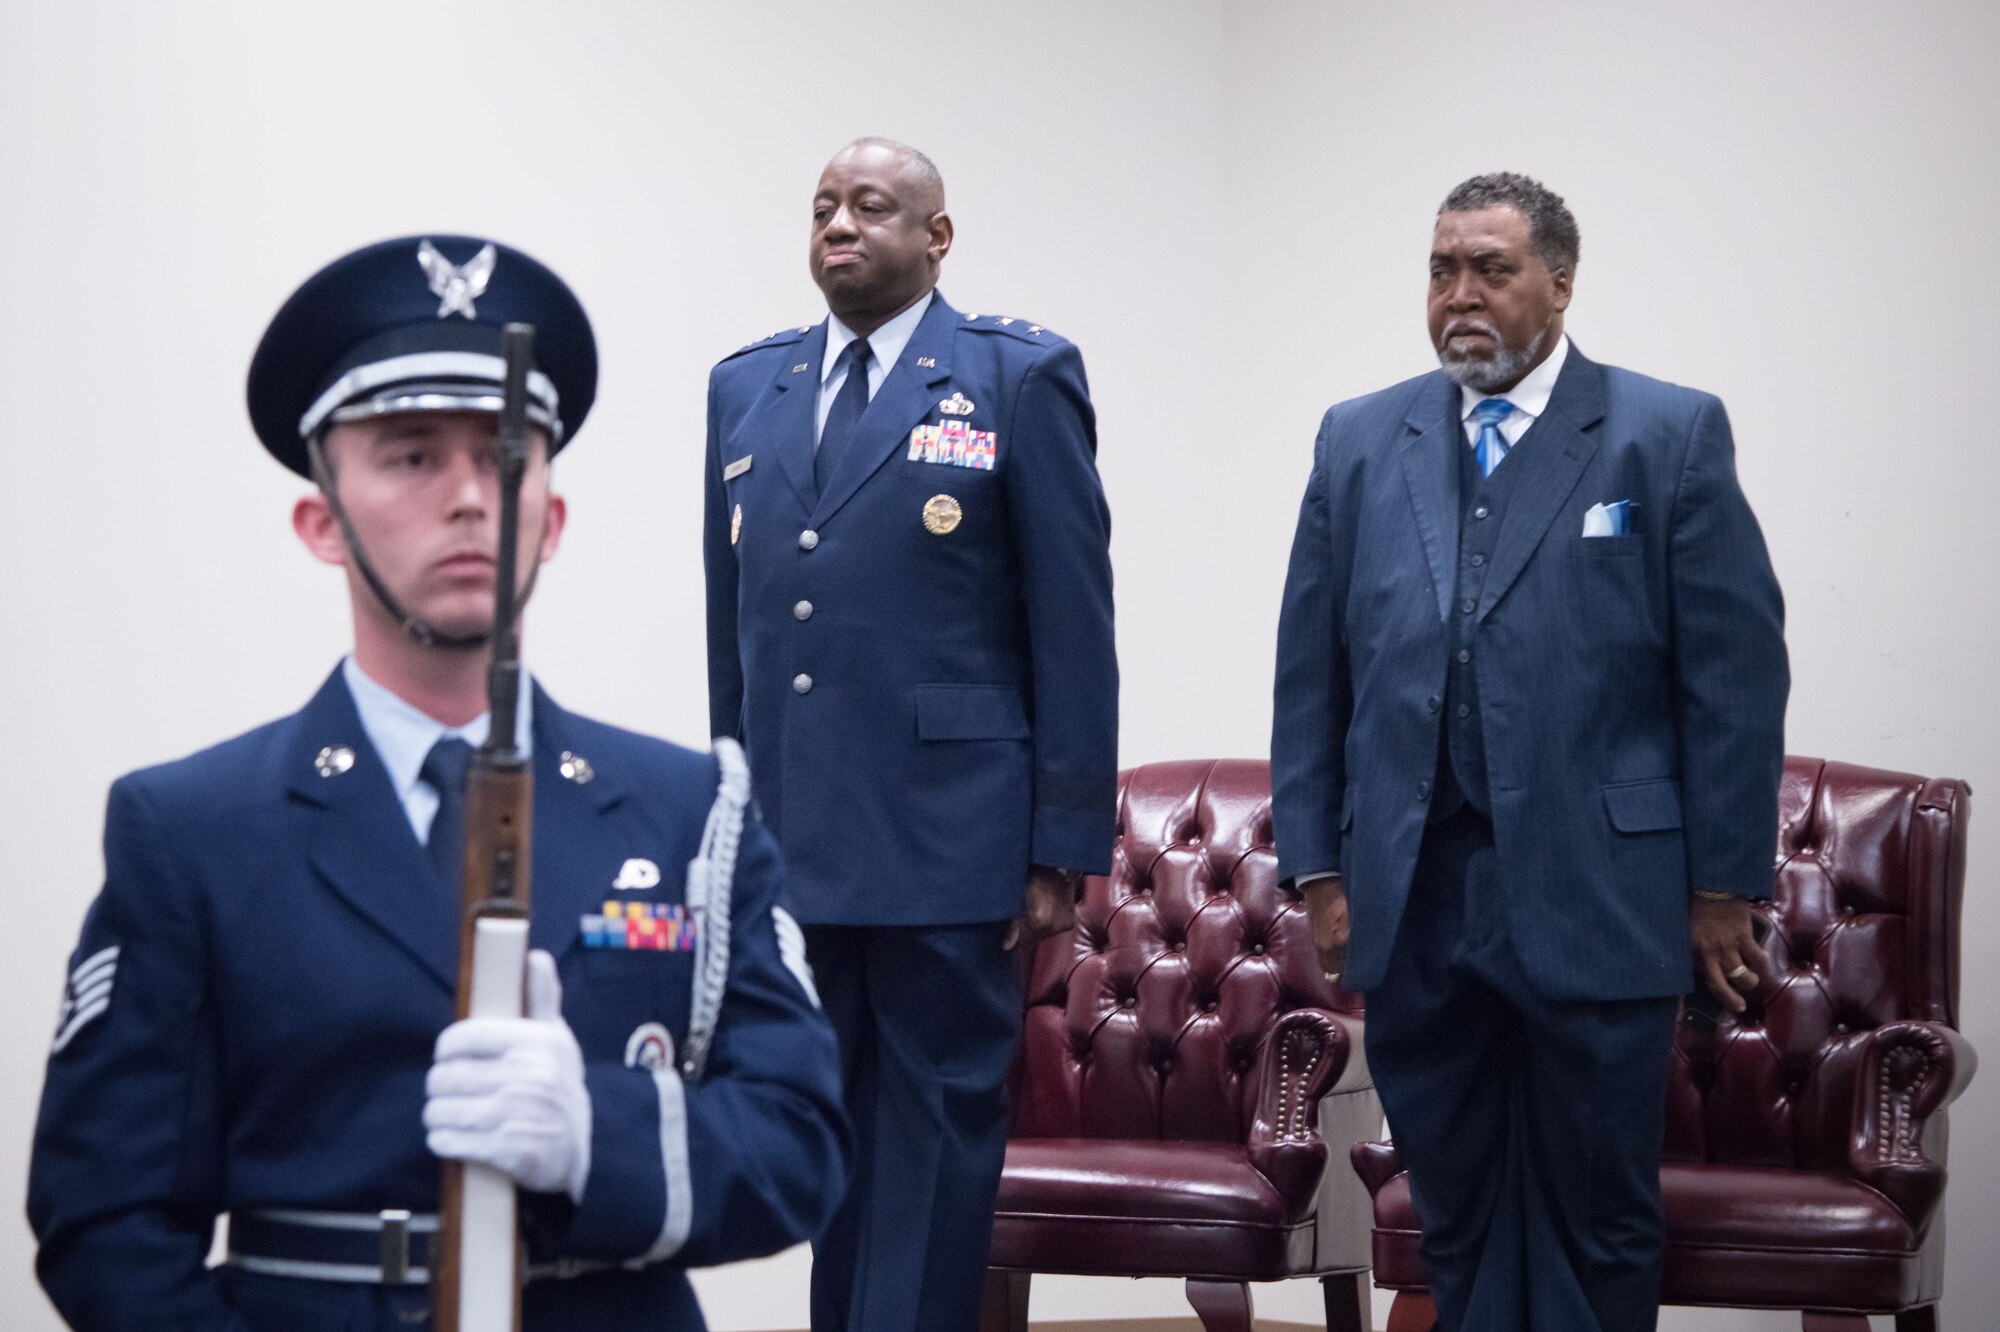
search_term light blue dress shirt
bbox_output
[815,289,935,445]
[341,656,535,844]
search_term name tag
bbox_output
[723,455,753,481]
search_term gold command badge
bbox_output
[731,504,743,545]
[922,494,963,535]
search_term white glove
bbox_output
[425,949,593,1204]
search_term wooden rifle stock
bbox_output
[435,324,538,1332]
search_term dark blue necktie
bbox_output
[815,337,873,494]
[420,737,474,889]
[1471,398,1516,477]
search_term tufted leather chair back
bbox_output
[1010,759,1363,1143]
[1663,757,1969,1171]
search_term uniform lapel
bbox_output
[527,686,627,962]
[291,670,460,995]
[1399,373,1463,622]
[1475,347,1607,621]
[811,293,957,526]
[738,323,826,513]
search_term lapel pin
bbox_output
[916,356,936,368]
[314,745,355,778]
[938,392,974,417]
[791,362,809,374]
[613,857,662,891]
[560,751,595,784]
[922,494,964,535]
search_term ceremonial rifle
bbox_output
[435,323,537,1332]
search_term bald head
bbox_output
[810,137,954,336]
[830,137,946,214]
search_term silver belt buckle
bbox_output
[378,1209,412,1284]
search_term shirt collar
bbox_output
[342,655,535,797]
[1460,332,1571,423]
[823,289,935,386]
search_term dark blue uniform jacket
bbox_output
[28,669,847,1331]
[704,293,1119,926]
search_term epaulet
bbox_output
[957,311,1063,344]
[719,323,814,363]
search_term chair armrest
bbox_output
[1246,1007,1355,1219]
[1848,1020,1977,1235]
[1349,1138,1402,1198]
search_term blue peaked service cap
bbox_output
[247,235,598,477]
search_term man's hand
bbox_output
[1004,865,1078,952]
[425,949,593,1203]
[1692,895,1767,1015]
[1302,875,1350,981]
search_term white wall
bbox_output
[0,3,1990,1330]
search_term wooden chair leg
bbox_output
[1187,1277,1254,1332]
[1895,1307,1941,1332]
[978,1268,1029,1332]
[1800,1314,1871,1332]
[1321,1271,1370,1332]
[1385,1290,1439,1332]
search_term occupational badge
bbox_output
[612,857,661,891]
[731,503,742,546]
[625,1022,676,1072]
[922,494,964,535]
[938,392,975,417]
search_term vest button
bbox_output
[1426,695,1441,713]
[1460,598,1476,614]
[1457,703,1472,718]
[798,529,820,551]
[794,600,814,621]
[1471,553,1486,567]
[1457,649,1472,664]
[1417,779,1432,799]
[793,674,813,694]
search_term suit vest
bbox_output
[1432,415,1539,823]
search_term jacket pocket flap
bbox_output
[914,684,1030,741]
[1602,779,1684,833]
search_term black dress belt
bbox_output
[225,1210,622,1286]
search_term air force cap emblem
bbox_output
[416,238,497,320]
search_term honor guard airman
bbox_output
[28,235,847,1331]
[703,139,1119,1331]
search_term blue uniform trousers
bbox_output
[802,923,1020,1332]
[1364,808,1679,1332]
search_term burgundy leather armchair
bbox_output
[982,760,1379,1332]
[1353,757,1976,1332]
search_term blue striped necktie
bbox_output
[1471,397,1516,477]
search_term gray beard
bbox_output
[1439,327,1547,393]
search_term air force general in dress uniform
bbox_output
[28,236,847,1332]
[704,140,1118,1331]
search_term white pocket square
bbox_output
[1582,501,1635,537]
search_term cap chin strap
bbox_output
[307,432,543,653]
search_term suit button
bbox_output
[1417,780,1432,799]
[1457,704,1472,718]
[1457,649,1472,664]
[793,673,813,694]
[1473,506,1490,520]
[794,600,814,621]
[1426,696,1441,713]
[1460,597,1476,614]
[798,529,819,551]
[1471,553,1486,567]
